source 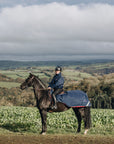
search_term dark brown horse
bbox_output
[20,73,91,135]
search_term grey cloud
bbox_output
[0,3,114,55]
[0,0,114,8]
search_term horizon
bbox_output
[0,54,114,62]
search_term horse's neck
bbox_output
[35,77,46,89]
[33,78,46,100]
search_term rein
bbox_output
[33,88,48,91]
[31,75,47,91]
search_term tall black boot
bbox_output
[51,94,57,109]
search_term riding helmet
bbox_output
[55,66,62,71]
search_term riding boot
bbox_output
[51,94,57,109]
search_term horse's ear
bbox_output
[29,72,33,77]
[30,73,32,76]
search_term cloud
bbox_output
[0,2,114,56]
[0,0,114,7]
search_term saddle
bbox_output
[48,89,64,100]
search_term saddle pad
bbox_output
[56,90,91,107]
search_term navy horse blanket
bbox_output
[56,90,91,107]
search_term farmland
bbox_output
[0,61,114,109]
[0,106,113,135]
[0,60,114,88]
[0,82,20,89]
[0,106,113,144]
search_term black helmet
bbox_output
[55,66,62,71]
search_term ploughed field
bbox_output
[0,134,114,144]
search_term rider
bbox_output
[48,66,64,109]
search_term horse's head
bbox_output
[20,73,35,90]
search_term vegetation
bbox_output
[0,106,113,135]
[66,73,114,109]
[0,60,113,142]
[0,60,114,108]
[0,82,20,89]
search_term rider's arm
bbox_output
[48,76,55,88]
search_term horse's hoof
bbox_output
[40,132,46,135]
[84,129,88,135]
[77,129,80,133]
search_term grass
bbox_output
[0,70,29,79]
[63,69,92,81]
[92,63,114,69]
[0,69,49,79]
[0,106,113,135]
[0,67,92,87]
[0,82,20,88]
[0,63,113,83]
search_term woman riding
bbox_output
[48,66,64,109]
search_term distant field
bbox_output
[0,67,92,83]
[0,69,50,79]
[0,62,114,89]
[0,70,30,79]
[91,63,114,69]
[0,82,20,88]
[63,69,92,81]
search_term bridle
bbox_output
[28,75,47,91]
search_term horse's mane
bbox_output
[34,75,46,89]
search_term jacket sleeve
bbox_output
[51,77,64,89]
[48,76,55,87]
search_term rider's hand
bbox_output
[48,87,51,90]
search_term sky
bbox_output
[0,0,114,61]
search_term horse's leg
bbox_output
[39,109,47,135]
[83,107,91,135]
[73,108,82,133]
[78,107,91,134]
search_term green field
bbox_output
[63,69,92,81]
[0,106,113,135]
[0,69,91,89]
[0,70,31,79]
[0,61,114,87]
[0,67,93,87]
[0,82,20,89]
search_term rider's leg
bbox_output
[52,93,57,109]
[52,89,63,109]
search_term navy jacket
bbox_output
[48,73,64,90]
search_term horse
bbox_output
[20,73,91,135]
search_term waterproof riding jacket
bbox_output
[48,73,64,90]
